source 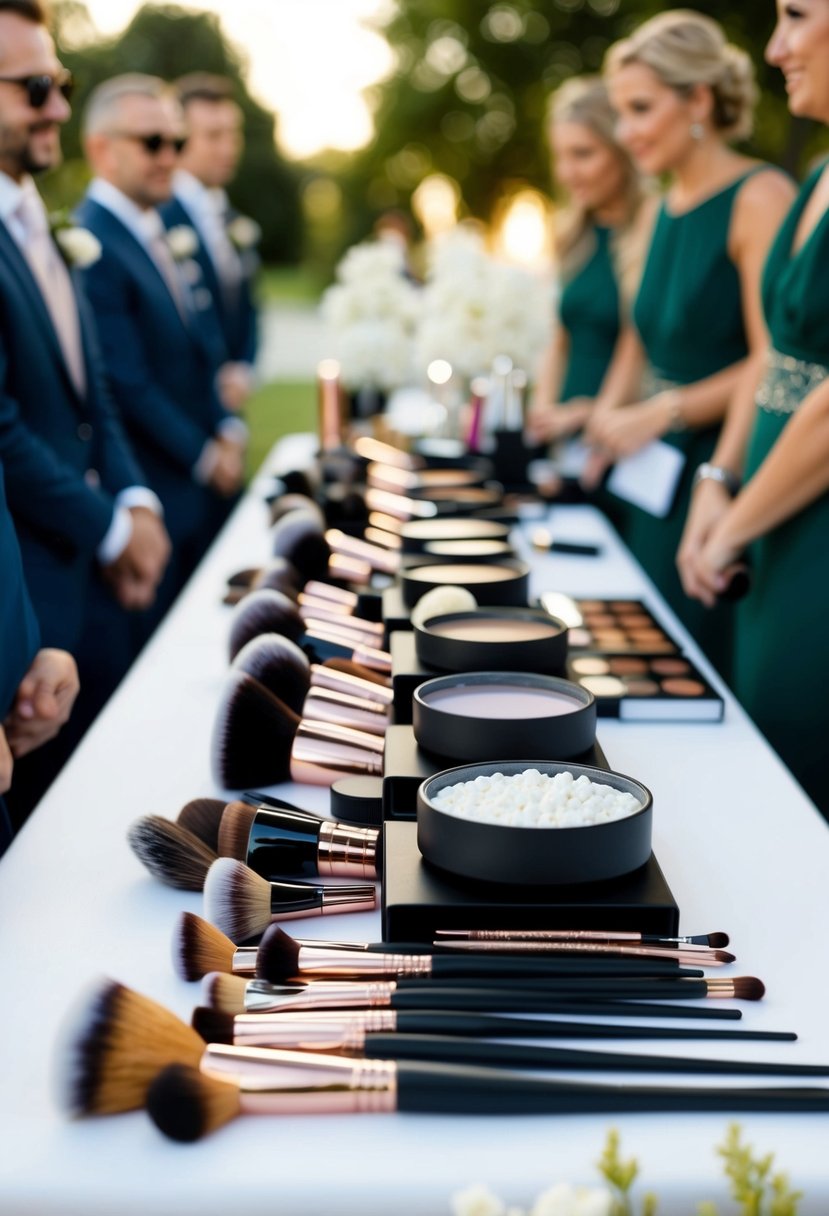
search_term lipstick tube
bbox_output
[289,719,385,785]
[238,804,379,879]
[309,663,393,706]
[325,530,399,576]
[303,687,389,736]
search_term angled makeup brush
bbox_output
[218,799,380,880]
[203,858,376,942]
[211,671,385,788]
[230,634,310,712]
[177,798,228,852]
[436,929,731,949]
[270,508,331,582]
[199,975,795,1043]
[193,1012,817,1077]
[148,1051,829,1142]
[127,816,216,890]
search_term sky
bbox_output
[81,0,396,159]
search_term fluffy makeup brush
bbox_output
[177,798,227,851]
[211,670,384,789]
[224,558,300,606]
[173,913,249,981]
[228,589,304,659]
[230,633,310,712]
[218,800,379,880]
[270,493,325,528]
[127,816,216,890]
[270,508,331,582]
[203,857,376,942]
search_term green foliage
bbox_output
[597,1128,657,1216]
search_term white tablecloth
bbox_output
[1,438,828,1214]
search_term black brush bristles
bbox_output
[172,912,237,981]
[127,816,216,891]
[59,979,204,1116]
[192,1007,236,1044]
[270,509,331,582]
[217,802,256,863]
[201,972,249,1014]
[204,858,272,943]
[231,633,310,712]
[704,933,730,949]
[210,670,299,789]
[177,798,226,852]
[252,557,301,599]
[228,588,304,660]
[147,1065,241,1142]
[255,925,302,982]
[732,978,765,1001]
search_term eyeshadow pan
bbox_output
[571,657,610,676]
[608,657,649,676]
[624,678,661,696]
[427,616,558,642]
[651,658,691,676]
[661,677,706,696]
[579,675,627,697]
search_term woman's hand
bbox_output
[692,517,744,609]
[677,480,733,603]
[587,396,673,459]
[524,397,592,444]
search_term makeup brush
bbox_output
[127,816,216,890]
[309,662,394,707]
[200,975,795,1043]
[270,493,325,528]
[193,1012,817,1077]
[218,800,379,880]
[270,508,331,582]
[303,582,359,611]
[177,798,228,852]
[147,1050,829,1142]
[429,941,734,967]
[229,591,391,672]
[211,671,384,788]
[223,558,300,606]
[435,929,731,949]
[230,633,310,712]
[320,657,391,687]
[325,529,399,576]
[203,858,377,942]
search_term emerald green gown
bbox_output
[618,171,767,676]
[558,225,620,402]
[735,164,829,812]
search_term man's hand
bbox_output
[0,726,12,794]
[3,649,80,758]
[208,436,245,498]
[217,362,254,413]
[105,508,171,609]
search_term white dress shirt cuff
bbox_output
[97,505,133,565]
[218,417,249,445]
[115,487,164,516]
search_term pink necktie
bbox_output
[142,209,191,325]
[15,185,86,396]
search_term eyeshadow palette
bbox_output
[566,654,724,722]
[539,593,681,655]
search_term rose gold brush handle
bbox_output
[303,581,359,610]
[326,530,399,576]
[364,527,402,551]
[327,553,373,584]
[435,941,729,966]
[228,1010,394,1050]
[290,719,385,785]
[310,663,393,704]
[365,487,436,521]
[244,979,397,1013]
[303,688,388,737]
[302,615,385,645]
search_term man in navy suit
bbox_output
[77,74,246,595]
[164,73,260,415]
[0,0,170,818]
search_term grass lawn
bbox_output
[256,265,326,305]
[246,378,316,475]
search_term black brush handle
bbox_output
[247,809,323,880]
[396,1062,829,1115]
[367,1033,825,1076]
[430,956,691,979]
[394,1011,794,1042]
[388,989,739,1020]
[243,792,321,818]
[268,880,325,917]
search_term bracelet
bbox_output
[692,462,741,497]
[658,389,687,433]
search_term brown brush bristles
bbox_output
[201,972,249,1014]
[210,671,299,789]
[321,657,390,687]
[217,802,256,863]
[147,1064,241,1142]
[712,951,736,964]
[231,633,310,712]
[191,1007,236,1044]
[204,857,272,943]
[708,933,729,948]
[177,798,227,852]
[255,925,302,982]
[228,588,304,660]
[733,978,765,1001]
[173,912,237,981]
[62,980,204,1116]
[127,816,216,891]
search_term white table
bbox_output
[2,441,828,1215]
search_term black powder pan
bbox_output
[414,608,568,675]
[412,671,596,763]
[401,559,530,608]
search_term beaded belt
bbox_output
[756,348,829,415]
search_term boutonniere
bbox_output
[227,215,261,250]
[49,212,101,269]
[166,224,200,260]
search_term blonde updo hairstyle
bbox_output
[605,10,757,142]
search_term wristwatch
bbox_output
[692,462,741,497]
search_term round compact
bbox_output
[413,671,595,762]
[418,486,503,512]
[421,538,515,562]
[399,517,512,554]
[414,608,568,675]
[401,559,530,608]
[367,464,487,495]
[417,759,652,886]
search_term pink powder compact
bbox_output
[414,608,569,676]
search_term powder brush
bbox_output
[201,975,794,1043]
[194,1011,817,1077]
[203,857,377,942]
[211,670,384,789]
[436,928,731,949]
[147,1051,829,1142]
[223,557,300,606]
[128,816,217,890]
[218,800,379,880]
[270,507,331,582]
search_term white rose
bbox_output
[451,1184,507,1216]
[530,1184,614,1216]
[166,225,199,260]
[227,215,261,249]
[54,226,101,269]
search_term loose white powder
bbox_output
[430,768,641,827]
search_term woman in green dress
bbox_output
[680,0,829,813]
[587,12,794,675]
[526,77,649,454]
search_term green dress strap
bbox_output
[558,225,620,402]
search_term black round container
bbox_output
[417,759,652,886]
[399,517,512,555]
[421,538,515,562]
[414,608,568,675]
[414,485,503,511]
[401,559,530,608]
[412,671,595,762]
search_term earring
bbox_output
[690,122,704,141]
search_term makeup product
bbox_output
[128,816,216,891]
[223,557,300,606]
[414,608,568,675]
[367,464,487,495]
[412,672,595,763]
[436,928,730,948]
[421,538,516,562]
[531,529,602,557]
[228,588,388,667]
[399,517,512,554]
[567,654,724,722]
[217,800,380,880]
[270,507,332,582]
[330,775,385,826]
[539,594,682,656]
[203,857,377,942]
[177,797,226,851]
[401,559,530,609]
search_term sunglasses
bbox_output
[0,70,74,109]
[115,132,188,156]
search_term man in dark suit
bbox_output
[77,74,246,596]
[163,73,260,414]
[0,0,170,818]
